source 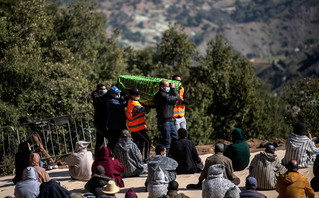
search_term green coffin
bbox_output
[116,75,180,107]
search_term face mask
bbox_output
[165,87,170,93]
[114,95,120,99]
[134,97,140,101]
[102,90,107,95]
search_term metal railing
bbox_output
[0,110,100,165]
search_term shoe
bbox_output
[53,165,58,169]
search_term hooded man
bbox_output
[65,141,94,180]
[147,162,169,198]
[15,166,41,198]
[248,144,287,189]
[282,122,317,168]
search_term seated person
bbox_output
[187,143,240,189]
[38,179,70,198]
[29,153,50,183]
[13,141,31,184]
[65,141,94,180]
[162,180,189,198]
[170,128,203,174]
[239,177,267,198]
[282,122,317,168]
[147,163,169,198]
[14,166,41,198]
[146,144,178,187]
[113,129,147,177]
[311,154,319,191]
[248,144,286,189]
[91,146,125,187]
[125,188,137,198]
[85,165,113,198]
[202,164,240,198]
[224,128,250,171]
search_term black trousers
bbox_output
[95,124,108,159]
[107,129,123,152]
[131,129,151,160]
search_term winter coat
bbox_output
[38,179,70,198]
[65,141,94,180]
[85,174,113,198]
[224,128,250,171]
[14,166,41,198]
[154,89,179,122]
[91,146,125,187]
[248,151,287,189]
[107,96,127,130]
[92,90,108,127]
[29,153,50,183]
[13,141,31,184]
[147,163,169,198]
[162,190,190,198]
[275,171,315,198]
[282,133,317,168]
[146,155,178,186]
[239,189,267,198]
[202,164,240,198]
[170,138,202,174]
[113,138,146,177]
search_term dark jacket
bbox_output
[38,179,70,198]
[240,189,267,198]
[106,96,127,130]
[92,90,108,126]
[170,138,202,174]
[13,141,31,184]
[154,89,179,122]
[85,174,112,198]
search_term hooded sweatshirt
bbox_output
[202,164,240,198]
[224,128,250,171]
[14,166,41,198]
[29,153,50,183]
[147,163,169,198]
[13,141,31,184]
[113,138,146,177]
[249,151,287,189]
[276,171,315,198]
[65,141,93,180]
[282,133,317,168]
[91,146,125,187]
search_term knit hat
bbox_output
[125,188,137,198]
[293,122,307,135]
[246,177,257,187]
[102,180,120,194]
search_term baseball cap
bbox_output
[246,177,257,187]
[109,86,121,94]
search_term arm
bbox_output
[191,142,202,166]
[161,89,180,104]
[107,98,127,110]
[304,176,315,198]
[199,158,210,183]
[181,87,189,105]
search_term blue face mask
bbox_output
[114,95,120,99]
[165,87,170,93]
[102,90,107,95]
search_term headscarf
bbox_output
[74,141,90,153]
[232,128,247,144]
[13,141,31,184]
[14,166,41,198]
[29,153,50,183]
[125,188,137,198]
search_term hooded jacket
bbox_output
[113,138,146,177]
[147,163,169,198]
[282,133,317,168]
[14,166,41,198]
[275,171,315,198]
[65,141,94,180]
[202,164,240,198]
[29,153,50,183]
[249,151,287,189]
[13,141,31,184]
[91,146,125,187]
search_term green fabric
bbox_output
[224,128,250,171]
[116,75,180,106]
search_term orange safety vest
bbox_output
[126,99,147,132]
[173,86,185,118]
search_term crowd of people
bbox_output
[11,75,319,198]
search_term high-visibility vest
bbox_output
[126,99,147,132]
[173,86,185,118]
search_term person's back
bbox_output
[147,163,169,198]
[276,160,315,198]
[170,128,202,174]
[239,177,267,198]
[29,153,50,183]
[13,141,31,184]
[15,166,41,198]
[162,180,190,198]
[65,141,93,180]
[224,128,250,171]
[282,123,317,168]
[202,164,236,198]
[113,130,146,177]
[85,165,113,198]
[248,145,286,189]
[38,179,70,198]
[311,154,319,191]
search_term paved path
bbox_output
[1,149,318,198]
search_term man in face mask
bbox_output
[106,86,128,151]
[154,80,180,156]
[92,83,108,159]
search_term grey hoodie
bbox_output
[114,138,146,177]
[147,163,169,198]
[15,166,41,198]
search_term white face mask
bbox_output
[165,87,170,93]
[134,97,140,101]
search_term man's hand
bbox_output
[170,82,175,88]
[307,130,312,140]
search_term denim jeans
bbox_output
[158,121,177,156]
